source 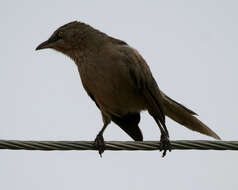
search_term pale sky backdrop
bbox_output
[1,1,238,189]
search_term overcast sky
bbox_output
[1,1,238,189]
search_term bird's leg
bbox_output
[94,123,108,157]
[155,120,171,157]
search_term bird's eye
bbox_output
[58,31,63,38]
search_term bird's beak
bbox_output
[35,40,51,50]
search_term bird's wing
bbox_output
[119,46,166,131]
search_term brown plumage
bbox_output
[36,21,220,157]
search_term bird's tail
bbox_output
[161,92,221,140]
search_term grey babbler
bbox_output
[36,21,220,157]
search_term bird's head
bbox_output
[36,21,92,55]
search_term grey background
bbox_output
[1,1,238,189]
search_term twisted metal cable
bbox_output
[0,139,237,151]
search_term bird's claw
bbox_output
[159,133,171,157]
[94,133,105,157]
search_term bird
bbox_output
[36,21,220,157]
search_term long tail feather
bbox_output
[161,92,221,139]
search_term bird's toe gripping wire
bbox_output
[159,130,171,157]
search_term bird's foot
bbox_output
[94,133,105,157]
[159,133,171,157]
